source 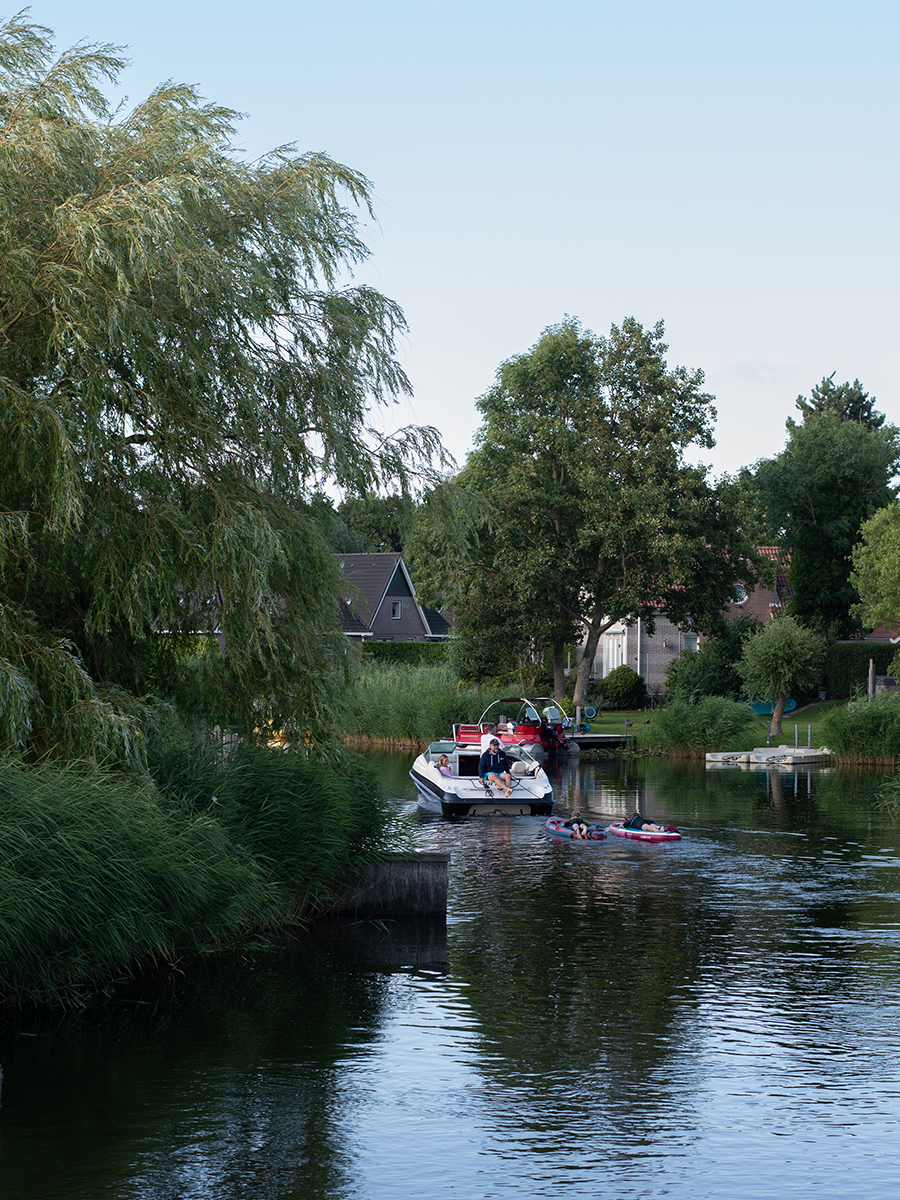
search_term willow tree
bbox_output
[423,318,758,704]
[0,15,443,764]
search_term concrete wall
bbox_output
[336,852,449,916]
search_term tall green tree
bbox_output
[337,492,415,553]
[737,617,823,737]
[752,405,899,636]
[0,15,444,764]
[421,318,758,704]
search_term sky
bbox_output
[18,1,899,481]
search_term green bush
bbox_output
[596,665,647,709]
[665,615,761,701]
[819,695,900,762]
[825,642,896,699]
[641,696,758,757]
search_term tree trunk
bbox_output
[552,641,566,701]
[770,692,787,738]
[573,610,608,705]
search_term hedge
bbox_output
[825,642,896,698]
[361,640,451,666]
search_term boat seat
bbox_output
[510,761,530,776]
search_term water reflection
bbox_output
[1,756,900,1199]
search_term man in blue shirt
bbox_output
[478,738,513,797]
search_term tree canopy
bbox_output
[850,503,900,633]
[795,373,884,429]
[0,14,444,764]
[415,318,759,703]
[737,616,823,737]
[752,407,899,636]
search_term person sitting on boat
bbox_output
[478,739,513,797]
[625,811,666,833]
[437,754,453,777]
[480,722,499,751]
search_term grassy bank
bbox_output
[0,743,389,1008]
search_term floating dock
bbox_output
[706,745,832,768]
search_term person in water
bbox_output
[478,738,513,797]
[437,754,453,777]
[625,811,667,833]
[566,811,590,838]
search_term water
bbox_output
[2,756,900,1199]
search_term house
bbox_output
[336,553,452,642]
[584,547,792,696]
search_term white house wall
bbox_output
[590,616,698,698]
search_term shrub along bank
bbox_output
[0,743,388,1008]
[818,695,900,764]
[639,697,761,758]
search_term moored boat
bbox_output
[410,740,554,817]
[544,816,606,841]
[608,821,681,843]
[453,697,577,760]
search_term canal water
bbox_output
[2,754,900,1199]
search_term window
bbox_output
[391,601,402,619]
[683,634,700,653]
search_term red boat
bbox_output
[452,697,573,759]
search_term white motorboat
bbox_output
[410,740,554,817]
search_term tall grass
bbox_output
[0,740,394,1007]
[150,741,390,908]
[640,697,758,758]
[0,760,268,1006]
[819,696,900,763]
[339,662,510,743]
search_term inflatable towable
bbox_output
[608,821,681,843]
[545,816,606,841]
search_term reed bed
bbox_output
[339,662,509,744]
[150,742,389,909]
[0,742,391,1007]
[819,696,900,764]
[640,697,759,758]
[0,760,267,1006]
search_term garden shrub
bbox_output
[596,665,647,709]
[362,641,450,666]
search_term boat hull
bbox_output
[410,748,553,817]
[608,821,681,843]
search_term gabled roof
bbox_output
[422,607,453,637]
[337,553,406,625]
[336,552,440,638]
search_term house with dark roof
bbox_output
[583,547,792,696]
[336,553,452,642]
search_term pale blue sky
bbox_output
[19,1,899,479]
